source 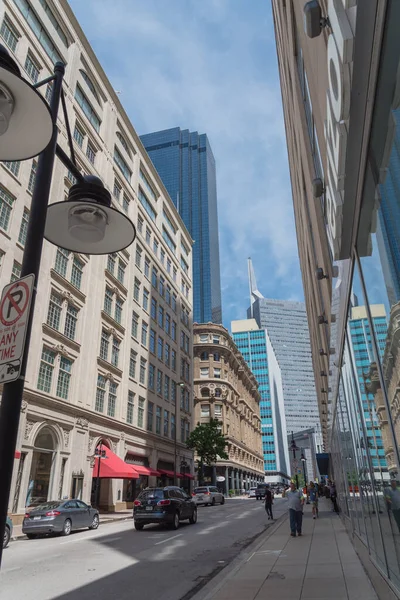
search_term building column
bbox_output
[235,470,240,491]
[212,465,217,486]
[225,467,229,496]
[230,469,235,493]
[240,471,244,492]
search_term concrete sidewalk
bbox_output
[195,498,378,600]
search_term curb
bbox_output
[11,515,133,541]
[186,510,289,600]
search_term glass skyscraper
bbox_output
[140,127,222,324]
[232,319,290,482]
[247,260,319,433]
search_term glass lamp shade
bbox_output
[0,44,53,161]
[44,175,136,254]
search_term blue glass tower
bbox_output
[348,304,388,473]
[232,321,290,483]
[140,127,222,324]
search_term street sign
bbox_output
[0,274,35,383]
[216,476,225,482]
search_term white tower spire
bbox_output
[248,257,263,317]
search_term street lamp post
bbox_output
[94,443,108,509]
[0,45,136,567]
[290,432,299,489]
[301,452,309,503]
[176,382,186,486]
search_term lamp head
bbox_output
[44,175,136,254]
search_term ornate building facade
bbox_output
[193,324,264,493]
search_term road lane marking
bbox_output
[154,534,182,545]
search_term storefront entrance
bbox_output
[26,427,57,507]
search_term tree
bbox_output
[186,419,228,485]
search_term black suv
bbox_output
[256,483,268,500]
[133,487,197,531]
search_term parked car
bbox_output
[192,486,225,506]
[248,487,257,498]
[256,484,268,500]
[3,516,13,549]
[23,499,99,538]
[133,486,197,531]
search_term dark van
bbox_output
[256,483,268,500]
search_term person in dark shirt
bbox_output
[265,485,273,520]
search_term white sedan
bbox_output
[248,487,257,498]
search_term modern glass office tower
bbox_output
[232,319,290,483]
[247,260,320,433]
[140,127,222,324]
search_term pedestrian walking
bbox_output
[329,480,339,513]
[265,485,273,520]
[308,481,318,519]
[283,481,304,537]
[385,480,400,532]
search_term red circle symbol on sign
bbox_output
[0,281,30,326]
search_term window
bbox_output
[162,227,176,254]
[171,349,176,371]
[201,404,210,418]
[150,328,156,354]
[107,253,116,275]
[147,401,154,432]
[54,247,70,277]
[180,256,189,275]
[111,337,120,367]
[171,381,176,405]
[141,321,148,346]
[24,53,40,83]
[185,421,190,442]
[200,351,208,361]
[166,286,171,305]
[164,410,169,437]
[153,238,159,255]
[144,257,150,278]
[39,0,68,46]
[151,299,157,322]
[133,278,141,302]
[143,288,149,311]
[145,227,151,246]
[200,368,209,378]
[14,0,62,63]
[201,388,210,398]
[213,352,220,362]
[171,321,176,341]
[116,131,132,157]
[135,245,142,269]
[164,375,170,401]
[127,391,134,424]
[137,215,143,234]
[37,347,55,393]
[180,419,185,443]
[213,335,220,344]
[114,147,132,182]
[165,313,171,335]
[131,312,139,339]
[129,349,137,379]
[95,375,106,412]
[79,70,99,102]
[99,329,110,360]
[158,336,163,361]
[10,260,21,282]
[86,142,96,165]
[117,260,125,284]
[115,297,123,324]
[139,169,156,201]
[156,406,161,435]
[158,306,164,329]
[75,85,101,132]
[148,363,155,390]
[56,356,72,399]
[113,179,121,201]
[157,370,163,395]
[214,368,221,379]
[18,207,30,246]
[214,404,222,418]
[159,276,165,297]
[4,160,20,177]
[173,267,177,282]
[165,343,170,366]
[73,124,85,148]
[171,414,176,439]
[138,189,156,221]
[167,258,171,274]
[108,382,117,417]
[163,209,176,235]
[138,397,145,428]
[152,267,157,288]
[200,334,208,343]
[122,193,130,213]
[71,257,83,289]
[1,19,18,52]
[215,388,222,398]
[45,81,53,102]
[47,292,62,329]
[0,186,15,232]
[28,159,37,193]
[64,304,77,340]
[160,248,165,265]
[139,357,146,384]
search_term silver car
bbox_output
[23,499,99,538]
[192,486,225,506]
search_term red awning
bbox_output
[158,469,175,478]
[130,465,161,477]
[14,451,21,459]
[181,473,194,480]
[92,445,139,479]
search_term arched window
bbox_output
[200,351,208,361]
[27,427,58,506]
[35,427,56,450]
[213,352,220,362]
[215,388,222,398]
[79,69,100,103]
[201,388,210,398]
[116,131,132,158]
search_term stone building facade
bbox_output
[193,324,264,492]
[1,0,194,520]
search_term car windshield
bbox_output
[28,501,62,511]
[138,489,164,500]
[194,487,209,493]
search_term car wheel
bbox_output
[26,533,37,540]
[189,509,197,525]
[89,514,99,530]
[221,496,225,505]
[61,519,72,536]
[134,522,144,531]
[171,512,180,530]
[3,525,10,549]
[211,498,216,506]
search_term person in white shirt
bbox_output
[283,481,305,536]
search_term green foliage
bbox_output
[186,419,228,484]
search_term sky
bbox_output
[69,0,304,329]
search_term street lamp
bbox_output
[0,46,136,567]
[93,442,108,509]
[176,382,186,486]
[301,453,310,503]
[290,432,299,489]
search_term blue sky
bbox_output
[69,0,304,329]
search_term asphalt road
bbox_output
[0,497,286,600]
